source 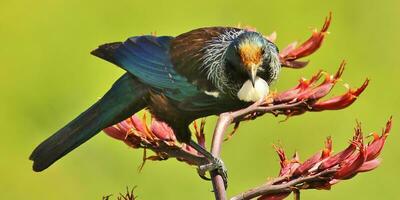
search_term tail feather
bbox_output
[30,73,147,172]
[91,42,122,65]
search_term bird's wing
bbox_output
[110,35,201,103]
[93,35,223,111]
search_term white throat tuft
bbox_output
[237,77,269,102]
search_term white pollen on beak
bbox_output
[237,77,269,102]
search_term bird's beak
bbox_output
[249,64,257,87]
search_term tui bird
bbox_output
[30,27,281,183]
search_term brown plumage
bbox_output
[170,27,242,91]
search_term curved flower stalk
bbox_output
[231,118,392,200]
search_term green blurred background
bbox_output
[1,0,399,199]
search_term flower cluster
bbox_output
[270,61,369,117]
[259,118,392,200]
[103,114,208,167]
[103,186,137,200]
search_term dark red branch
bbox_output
[230,169,338,200]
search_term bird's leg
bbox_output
[189,140,228,188]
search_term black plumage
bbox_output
[30,27,281,173]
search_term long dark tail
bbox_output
[30,73,148,172]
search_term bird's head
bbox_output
[226,31,280,86]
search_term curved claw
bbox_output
[197,168,212,181]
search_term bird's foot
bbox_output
[197,157,228,187]
[189,140,228,189]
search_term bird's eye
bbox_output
[261,48,265,55]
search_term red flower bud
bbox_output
[280,13,332,68]
[312,79,369,111]
[365,117,392,161]
[293,137,332,176]
[334,144,367,180]
[319,128,362,170]
[150,119,176,141]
